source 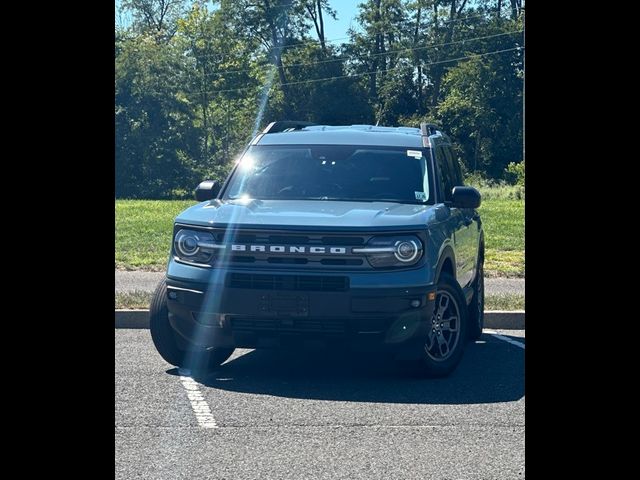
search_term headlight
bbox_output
[354,235,424,268]
[173,229,216,265]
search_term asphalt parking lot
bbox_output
[115,329,524,479]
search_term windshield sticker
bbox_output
[415,191,427,201]
[407,150,422,158]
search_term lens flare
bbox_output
[251,66,277,138]
[239,155,255,170]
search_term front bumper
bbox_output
[165,265,436,354]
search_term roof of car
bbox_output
[253,124,448,148]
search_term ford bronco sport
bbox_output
[150,121,484,377]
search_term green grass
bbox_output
[478,198,525,277]
[115,191,524,277]
[116,291,525,311]
[475,184,525,200]
[116,200,195,270]
[485,293,525,310]
[465,174,525,200]
[115,291,152,309]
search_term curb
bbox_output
[484,310,525,329]
[115,310,524,330]
[115,310,149,329]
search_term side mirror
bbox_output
[451,186,481,209]
[195,180,220,202]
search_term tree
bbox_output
[120,0,188,39]
[428,0,469,107]
[299,0,337,55]
[175,3,262,171]
[437,45,523,177]
[115,33,201,197]
[115,0,524,197]
[220,0,310,105]
[346,0,410,124]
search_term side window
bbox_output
[443,147,463,186]
[435,146,454,202]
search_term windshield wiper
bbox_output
[306,197,428,204]
[226,196,429,205]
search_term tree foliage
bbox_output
[115,0,524,198]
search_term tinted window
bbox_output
[443,147,463,186]
[224,145,433,204]
[435,146,454,201]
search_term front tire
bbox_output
[149,279,185,367]
[405,273,468,377]
[149,279,234,370]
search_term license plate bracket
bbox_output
[260,294,309,316]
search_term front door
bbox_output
[434,145,478,288]
[443,147,478,288]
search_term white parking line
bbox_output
[484,329,525,349]
[178,372,217,429]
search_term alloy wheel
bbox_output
[424,290,461,361]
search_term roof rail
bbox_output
[263,121,316,134]
[419,122,440,147]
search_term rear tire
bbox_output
[467,258,485,341]
[149,279,235,370]
[403,273,468,377]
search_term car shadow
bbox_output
[498,333,525,344]
[167,333,524,405]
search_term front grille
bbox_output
[200,228,373,270]
[320,258,363,266]
[226,273,349,292]
[267,257,308,265]
[230,317,347,334]
[257,235,365,246]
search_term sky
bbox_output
[320,2,361,40]
[115,1,362,40]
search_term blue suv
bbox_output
[150,121,484,377]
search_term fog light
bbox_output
[168,291,178,300]
[410,299,421,308]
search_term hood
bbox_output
[175,199,439,231]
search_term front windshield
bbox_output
[223,145,432,204]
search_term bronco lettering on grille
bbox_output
[230,245,347,254]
